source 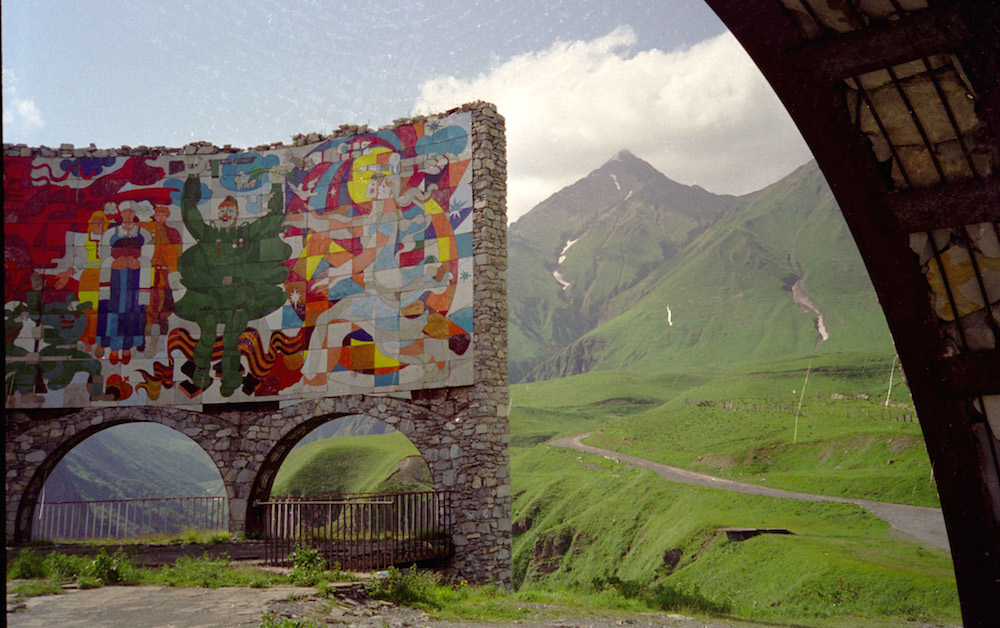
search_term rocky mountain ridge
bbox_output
[509,154,893,383]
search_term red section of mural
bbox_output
[4,157,170,303]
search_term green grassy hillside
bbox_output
[509,369,718,447]
[506,352,957,623]
[44,423,224,502]
[584,354,937,506]
[512,353,934,507]
[511,446,958,625]
[270,432,431,497]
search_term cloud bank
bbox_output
[413,27,812,222]
[1,69,45,135]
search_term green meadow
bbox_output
[506,352,960,625]
[270,431,429,497]
[576,355,938,507]
[509,446,957,625]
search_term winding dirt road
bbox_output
[550,433,949,552]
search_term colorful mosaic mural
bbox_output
[5,112,475,408]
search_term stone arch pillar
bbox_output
[239,394,511,581]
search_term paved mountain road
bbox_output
[550,433,949,552]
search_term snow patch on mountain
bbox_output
[558,237,580,265]
[553,270,571,290]
[792,279,829,345]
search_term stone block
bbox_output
[25,451,46,463]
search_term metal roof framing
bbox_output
[704,1,999,623]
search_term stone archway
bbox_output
[6,389,510,580]
[5,406,241,542]
[245,412,435,534]
[237,393,511,582]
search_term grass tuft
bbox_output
[258,612,317,628]
[366,565,441,608]
[289,546,325,587]
[7,580,65,597]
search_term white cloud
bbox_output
[413,27,812,222]
[14,100,45,128]
[2,68,45,134]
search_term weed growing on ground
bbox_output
[42,551,88,581]
[6,548,47,579]
[258,612,317,627]
[646,582,731,615]
[76,575,102,589]
[290,546,325,586]
[590,575,729,614]
[34,529,233,546]
[87,549,140,585]
[5,548,285,594]
[152,553,288,588]
[166,528,232,545]
[155,553,232,588]
[7,580,65,597]
[366,565,441,608]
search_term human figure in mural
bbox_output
[52,209,109,352]
[299,142,465,389]
[174,163,291,397]
[96,201,154,365]
[146,205,182,334]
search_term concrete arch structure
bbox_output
[704,1,999,622]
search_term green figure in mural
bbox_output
[175,168,291,397]
[5,274,101,399]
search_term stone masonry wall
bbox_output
[4,102,510,583]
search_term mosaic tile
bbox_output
[4,112,476,409]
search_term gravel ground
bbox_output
[6,584,761,628]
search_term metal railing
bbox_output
[31,496,229,541]
[260,491,452,571]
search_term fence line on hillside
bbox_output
[683,398,916,423]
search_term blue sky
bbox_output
[2,1,811,220]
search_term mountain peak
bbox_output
[604,149,652,171]
[596,149,662,184]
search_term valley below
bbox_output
[550,432,947,551]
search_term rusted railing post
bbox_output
[255,491,452,570]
